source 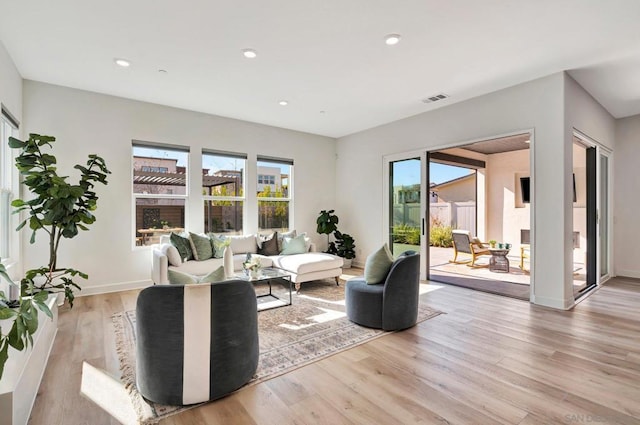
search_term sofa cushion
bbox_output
[168,266,226,285]
[229,235,258,255]
[281,234,307,255]
[271,252,343,275]
[258,232,279,256]
[364,243,394,284]
[170,232,193,261]
[171,255,274,276]
[161,244,182,267]
[189,232,213,261]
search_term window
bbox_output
[132,142,189,246]
[203,150,245,235]
[0,107,19,263]
[257,156,292,233]
[258,174,275,185]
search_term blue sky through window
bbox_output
[392,159,473,186]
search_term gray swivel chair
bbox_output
[345,251,420,331]
[136,279,259,405]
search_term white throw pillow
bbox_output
[161,244,182,267]
[228,234,258,255]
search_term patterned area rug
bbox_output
[112,279,443,424]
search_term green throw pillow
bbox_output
[168,269,198,285]
[189,232,213,261]
[208,234,228,258]
[200,266,226,283]
[364,243,394,284]
[168,266,226,285]
[170,232,193,261]
[280,234,307,255]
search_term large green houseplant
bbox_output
[0,133,110,379]
[316,209,357,265]
[316,209,339,254]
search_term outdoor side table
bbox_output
[489,248,510,273]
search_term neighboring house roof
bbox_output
[431,173,475,190]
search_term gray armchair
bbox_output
[345,251,420,331]
[136,279,259,405]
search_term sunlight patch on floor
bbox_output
[419,282,445,295]
[279,307,346,330]
[298,294,346,306]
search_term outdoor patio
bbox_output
[426,246,587,300]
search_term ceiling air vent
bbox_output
[421,93,449,104]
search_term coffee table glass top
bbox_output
[235,267,291,281]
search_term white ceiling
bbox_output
[1,0,640,138]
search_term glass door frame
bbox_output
[383,150,428,280]
[573,130,613,292]
[598,149,612,283]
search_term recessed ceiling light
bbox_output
[320,110,326,114]
[384,34,401,46]
[242,49,257,59]
[279,100,289,106]
[114,58,131,67]
[158,69,168,74]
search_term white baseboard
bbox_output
[352,260,365,269]
[531,295,574,310]
[616,269,640,280]
[77,279,152,297]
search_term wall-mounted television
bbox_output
[520,175,576,203]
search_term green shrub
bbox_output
[430,225,453,247]
[391,224,420,245]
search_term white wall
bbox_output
[614,114,640,278]
[22,80,337,294]
[485,149,530,247]
[0,41,22,121]
[337,73,571,308]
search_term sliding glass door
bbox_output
[389,158,422,257]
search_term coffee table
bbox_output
[236,267,292,311]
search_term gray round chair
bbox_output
[136,279,259,405]
[345,251,420,331]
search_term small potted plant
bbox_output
[334,231,356,268]
[489,240,497,248]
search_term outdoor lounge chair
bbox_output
[519,244,530,272]
[450,230,491,267]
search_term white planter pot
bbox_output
[342,258,352,268]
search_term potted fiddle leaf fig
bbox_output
[9,133,111,306]
[334,231,356,268]
[316,209,339,254]
[0,133,109,380]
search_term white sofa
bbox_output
[151,233,344,292]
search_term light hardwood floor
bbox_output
[28,276,640,425]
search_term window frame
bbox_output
[257,156,294,232]
[132,141,190,248]
[0,107,20,266]
[202,150,247,235]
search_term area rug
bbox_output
[111,279,442,424]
